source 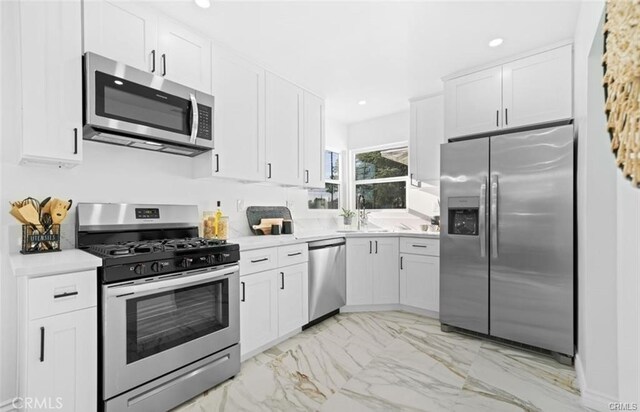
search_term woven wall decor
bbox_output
[603,0,640,187]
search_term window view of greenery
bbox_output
[309,151,340,209]
[354,147,408,210]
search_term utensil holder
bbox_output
[21,224,61,254]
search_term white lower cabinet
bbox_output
[239,245,309,358]
[400,254,440,312]
[346,237,399,305]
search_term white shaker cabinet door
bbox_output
[157,17,211,93]
[265,72,304,186]
[277,263,309,336]
[206,45,265,182]
[240,270,278,356]
[346,238,374,305]
[502,45,572,128]
[372,238,400,305]
[303,92,325,189]
[20,0,83,166]
[83,0,157,72]
[400,254,440,312]
[410,94,444,185]
[444,66,502,139]
[26,308,97,412]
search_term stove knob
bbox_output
[179,258,193,268]
[134,264,145,275]
[150,262,160,272]
[206,255,217,265]
[215,254,225,263]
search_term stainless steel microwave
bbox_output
[83,52,214,157]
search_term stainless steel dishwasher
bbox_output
[306,237,346,326]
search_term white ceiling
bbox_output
[149,0,582,125]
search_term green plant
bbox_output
[339,208,355,218]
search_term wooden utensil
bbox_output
[18,203,41,228]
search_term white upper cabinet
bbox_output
[157,17,211,92]
[266,72,304,186]
[20,0,83,167]
[445,66,502,139]
[83,0,157,72]
[444,44,573,139]
[84,1,211,92]
[194,45,266,181]
[502,45,572,128]
[409,94,445,186]
[303,92,325,189]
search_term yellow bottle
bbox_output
[214,201,223,238]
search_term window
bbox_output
[354,147,408,209]
[308,151,341,209]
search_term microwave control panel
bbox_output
[196,105,212,140]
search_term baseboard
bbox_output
[341,304,402,313]
[0,398,17,412]
[575,353,618,410]
[398,305,439,320]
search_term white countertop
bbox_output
[10,249,102,278]
[232,231,439,251]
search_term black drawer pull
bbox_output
[412,244,428,248]
[39,327,45,362]
[287,252,302,257]
[400,256,403,270]
[241,282,245,302]
[54,291,78,299]
[250,257,268,263]
[280,272,285,290]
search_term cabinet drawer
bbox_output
[278,244,309,267]
[240,247,278,276]
[400,237,439,256]
[28,270,97,320]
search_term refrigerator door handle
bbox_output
[479,177,487,257]
[490,174,499,258]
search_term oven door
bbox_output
[102,264,239,399]
[84,52,213,149]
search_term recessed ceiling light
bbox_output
[489,38,504,48]
[194,0,210,9]
[358,100,367,106]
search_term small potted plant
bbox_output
[339,208,356,226]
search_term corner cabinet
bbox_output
[19,0,83,167]
[265,72,305,186]
[444,44,572,139]
[194,44,266,182]
[409,94,445,186]
[346,237,399,305]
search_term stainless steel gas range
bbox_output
[76,203,240,412]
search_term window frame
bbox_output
[307,148,343,212]
[349,142,409,212]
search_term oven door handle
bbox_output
[189,93,199,144]
[106,265,239,298]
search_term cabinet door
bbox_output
[157,17,211,92]
[410,95,444,185]
[20,0,83,166]
[207,45,265,181]
[303,92,325,189]
[444,66,502,139]
[240,271,278,356]
[372,238,400,304]
[502,45,572,128]
[400,254,439,312]
[346,238,374,305]
[265,72,304,186]
[278,263,309,336]
[26,308,97,412]
[83,0,157,72]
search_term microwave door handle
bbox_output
[189,93,199,144]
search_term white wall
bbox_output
[574,0,639,407]
[348,110,409,150]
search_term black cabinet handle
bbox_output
[250,257,268,263]
[151,50,156,73]
[305,170,309,184]
[267,163,272,179]
[287,252,302,257]
[400,256,403,270]
[369,241,372,254]
[54,291,78,299]
[39,327,45,362]
[280,272,285,290]
[161,54,166,76]
[241,282,245,302]
[73,128,78,154]
[215,154,220,172]
[505,108,508,125]
[375,241,378,254]
[412,244,427,248]
[496,110,499,127]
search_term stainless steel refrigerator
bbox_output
[440,124,574,360]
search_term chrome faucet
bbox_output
[357,194,367,230]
